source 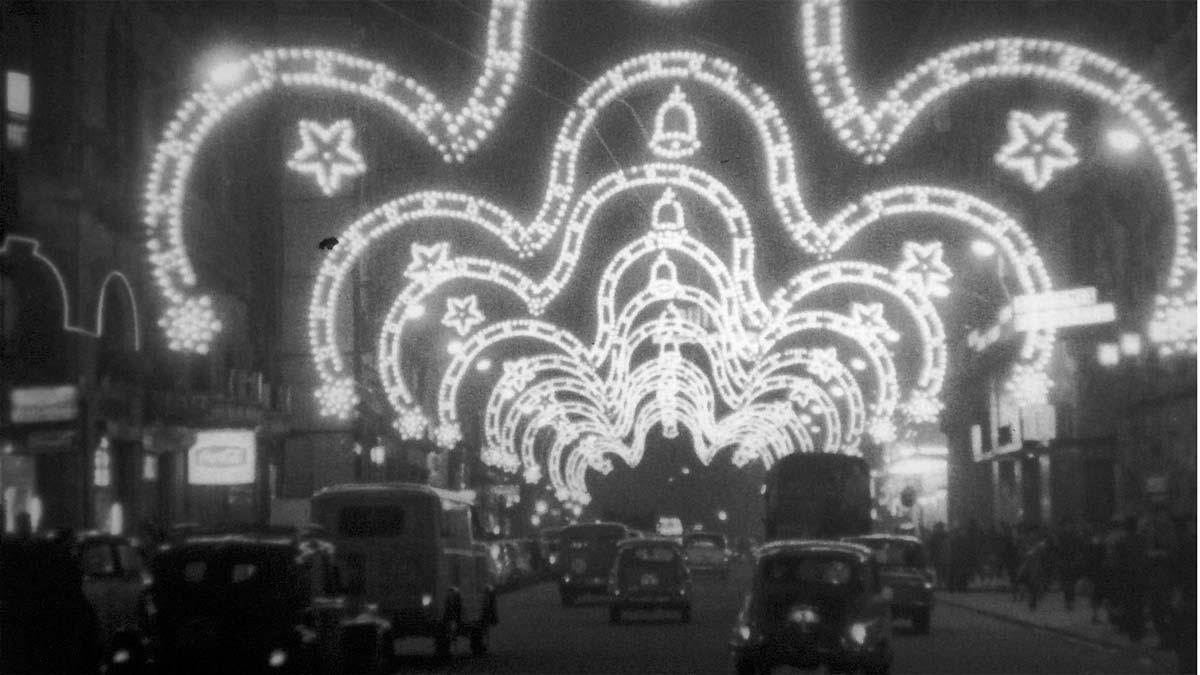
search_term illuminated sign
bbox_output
[656,516,683,537]
[1012,287,1097,314]
[10,385,79,424]
[188,430,256,485]
[1013,303,1116,332]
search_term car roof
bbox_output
[684,531,726,539]
[756,539,873,561]
[313,482,476,506]
[843,533,924,545]
[561,521,628,533]
[617,536,682,549]
[160,526,333,552]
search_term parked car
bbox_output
[311,483,498,659]
[145,526,392,674]
[730,541,893,675]
[0,533,100,674]
[557,522,631,605]
[76,532,153,673]
[683,531,731,579]
[607,537,692,624]
[843,534,934,633]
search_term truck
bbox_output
[762,452,872,541]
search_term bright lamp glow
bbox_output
[1097,342,1120,367]
[209,60,247,86]
[970,240,997,258]
[477,358,493,372]
[1119,332,1142,357]
[1106,127,1141,153]
[717,510,728,522]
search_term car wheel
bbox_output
[469,623,489,656]
[913,609,931,635]
[680,605,692,623]
[608,605,621,624]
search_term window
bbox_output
[93,439,112,487]
[763,556,857,586]
[5,71,30,150]
[338,506,405,537]
[624,546,679,563]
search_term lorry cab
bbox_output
[310,483,497,659]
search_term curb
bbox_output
[937,594,1176,671]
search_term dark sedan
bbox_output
[844,534,934,633]
[730,540,893,675]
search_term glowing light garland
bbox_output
[800,0,1196,353]
[143,0,528,353]
[142,1,1195,503]
[301,47,1074,503]
[287,119,367,196]
[994,110,1079,191]
[0,236,143,350]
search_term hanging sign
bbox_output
[188,429,256,485]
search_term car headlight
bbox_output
[849,622,868,645]
[112,649,131,664]
[268,648,288,669]
[738,625,752,641]
[421,593,433,607]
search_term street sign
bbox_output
[1013,302,1116,332]
[188,429,257,485]
[1012,287,1098,314]
[9,385,79,424]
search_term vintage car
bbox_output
[607,537,693,624]
[730,541,893,675]
[311,483,498,659]
[145,527,392,674]
[844,534,934,633]
[683,531,732,579]
[76,532,153,673]
[557,522,631,605]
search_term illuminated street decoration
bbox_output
[650,86,702,159]
[143,0,529,353]
[442,295,486,336]
[994,111,1079,191]
[894,241,953,299]
[0,236,143,350]
[800,0,1196,353]
[287,119,367,196]
[300,48,1073,503]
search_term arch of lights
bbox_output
[141,1,1196,504]
[141,0,528,350]
[800,0,1197,356]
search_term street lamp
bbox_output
[1119,332,1143,357]
[970,239,997,259]
[534,499,548,515]
[1097,342,1120,367]
[717,510,728,522]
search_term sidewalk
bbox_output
[936,590,1177,672]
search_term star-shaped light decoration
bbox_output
[442,294,486,336]
[848,302,890,338]
[994,110,1079,191]
[286,119,367,196]
[894,241,953,299]
[404,242,453,280]
[434,423,462,449]
[523,464,543,484]
[807,347,841,383]
[903,391,944,424]
[394,406,428,440]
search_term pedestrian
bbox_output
[1170,516,1195,674]
[1114,515,1148,642]
[1143,506,1179,649]
[927,522,948,588]
[1083,524,1106,624]
[1018,532,1048,611]
[1056,518,1086,612]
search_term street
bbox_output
[392,562,1165,675]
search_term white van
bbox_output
[310,483,497,659]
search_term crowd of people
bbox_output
[923,507,1196,670]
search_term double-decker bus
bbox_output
[762,452,872,541]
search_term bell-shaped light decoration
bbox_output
[651,188,686,233]
[649,85,701,159]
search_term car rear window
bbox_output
[851,540,926,568]
[622,546,679,563]
[338,505,406,537]
[81,543,116,577]
[761,555,858,587]
[684,534,725,548]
